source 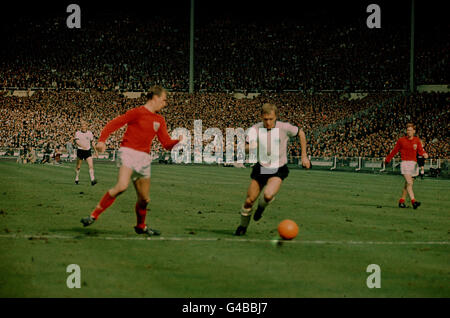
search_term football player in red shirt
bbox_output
[81,86,182,235]
[385,123,428,209]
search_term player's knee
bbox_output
[263,192,275,203]
[245,196,256,207]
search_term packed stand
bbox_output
[1,14,447,92]
[1,91,448,160]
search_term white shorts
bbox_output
[117,147,151,180]
[400,161,419,177]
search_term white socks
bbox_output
[76,168,95,181]
[89,169,95,181]
[240,205,253,227]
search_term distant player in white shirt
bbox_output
[74,121,98,185]
[235,103,311,236]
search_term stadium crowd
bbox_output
[1,15,448,92]
[1,12,447,161]
[311,92,449,158]
[1,90,448,160]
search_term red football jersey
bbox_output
[385,136,426,163]
[98,106,179,153]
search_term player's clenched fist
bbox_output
[301,156,311,169]
[95,141,106,153]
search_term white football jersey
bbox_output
[75,130,94,150]
[247,121,299,168]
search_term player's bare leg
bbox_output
[108,165,133,197]
[133,177,160,236]
[254,177,282,221]
[244,179,262,209]
[81,166,133,226]
[235,180,262,236]
[75,158,82,184]
[86,156,97,185]
[402,174,420,209]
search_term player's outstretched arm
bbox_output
[299,129,311,169]
[97,109,137,150]
[157,120,181,150]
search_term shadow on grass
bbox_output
[352,203,403,209]
[185,228,235,237]
[48,227,125,237]
[185,227,281,242]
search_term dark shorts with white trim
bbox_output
[77,149,92,160]
[250,162,289,186]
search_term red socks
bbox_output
[90,192,148,229]
[135,202,148,229]
[399,198,417,205]
[91,191,116,219]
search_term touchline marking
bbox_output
[0,234,448,245]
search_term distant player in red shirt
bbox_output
[385,123,428,209]
[80,86,182,235]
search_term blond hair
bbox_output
[262,103,278,116]
[146,86,167,100]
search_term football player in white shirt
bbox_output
[235,103,311,236]
[74,121,98,185]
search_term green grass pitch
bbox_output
[0,161,449,297]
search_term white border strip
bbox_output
[0,234,449,245]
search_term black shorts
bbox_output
[417,156,425,167]
[77,149,92,160]
[250,163,289,186]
